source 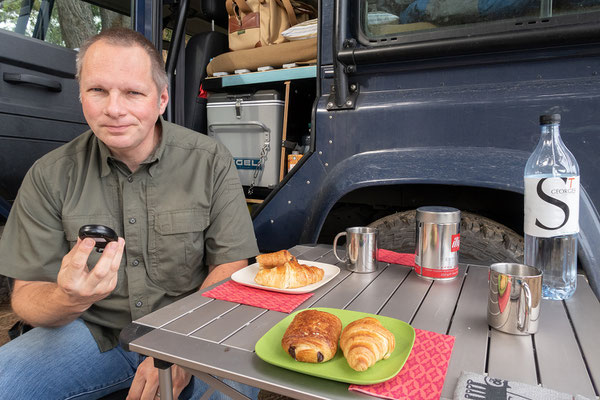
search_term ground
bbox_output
[0,301,18,347]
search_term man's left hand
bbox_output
[127,357,192,400]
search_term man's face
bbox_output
[79,40,168,160]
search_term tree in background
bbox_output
[55,0,97,48]
[0,0,130,49]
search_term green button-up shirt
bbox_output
[0,118,258,351]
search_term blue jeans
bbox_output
[0,319,259,400]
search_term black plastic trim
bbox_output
[119,322,154,352]
[0,30,76,78]
[4,72,62,92]
[343,18,600,66]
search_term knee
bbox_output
[0,346,40,398]
[0,340,39,386]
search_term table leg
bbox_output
[154,359,174,400]
[185,369,251,400]
[151,360,251,400]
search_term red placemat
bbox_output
[202,280,313,313]
[349,328,455,400]
[377,249,415,267]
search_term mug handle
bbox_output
[517,281,532,332]
[333,232,348,263]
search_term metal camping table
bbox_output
[122,245,600,400]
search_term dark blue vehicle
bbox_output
[1,0,599,298]
[248,0,600,298]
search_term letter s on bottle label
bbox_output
[524,176,580,237]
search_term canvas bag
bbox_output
[226,0,314,51]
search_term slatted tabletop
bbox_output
[127,245,600,400]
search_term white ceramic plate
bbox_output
[231,260,341,294]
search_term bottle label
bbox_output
[524,176,579,237]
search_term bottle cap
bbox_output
[540,114,561,125]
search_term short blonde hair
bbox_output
[76,27,168,93]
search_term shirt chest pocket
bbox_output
[148,209,209,293]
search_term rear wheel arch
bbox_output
[368,209,524,264]
[315,183,525,262]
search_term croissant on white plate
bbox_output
[339,317,395,371]
[254,259,324,289]
[256,250,296,269]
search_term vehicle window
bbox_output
[0,0,130,48]
[362,0,600,39]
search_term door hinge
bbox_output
[327,82,359,111]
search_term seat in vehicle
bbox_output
[183,0,229,133]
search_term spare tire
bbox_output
[368,210,524,264]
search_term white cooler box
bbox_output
[207,90,284,189]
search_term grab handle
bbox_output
[208,121,270,133]
[208,121,271,144]
[3,72,62,92]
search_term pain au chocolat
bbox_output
[281,310,342,363]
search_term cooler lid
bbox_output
[206,99,284,107]
[207,89,282,104]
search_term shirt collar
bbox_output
[145,116,168,177]
[98,137,113,178]
[97,116,169,178]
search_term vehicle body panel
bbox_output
[250,1,600,294]
[0,30,87,210]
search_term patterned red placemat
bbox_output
[202,280,313,313]
[349,328,455,400]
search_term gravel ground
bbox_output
[0,302,18,347]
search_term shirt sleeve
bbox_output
[0,161,69,282]
[203,149,259,266]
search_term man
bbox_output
[0,27,259,400]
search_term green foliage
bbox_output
[0,0,30,31]
[91,5,102,32]
[0,0,61,44]
[1,0,112,49]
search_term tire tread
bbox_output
[368,210,523,264]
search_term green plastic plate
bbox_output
[255,307,416,385]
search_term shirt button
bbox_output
[127,176,133,183]
[129,218,136,224]
[132,259,140,266]
[135,300,143,308]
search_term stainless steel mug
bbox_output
[487,263,542,335]
[333,227,378,273]
[414,206,461,280]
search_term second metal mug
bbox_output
[333,227,378,273]
[487,263,542,335]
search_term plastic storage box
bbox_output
[207,90,284,189]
